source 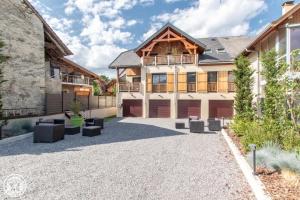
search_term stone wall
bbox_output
[45,60,62,94]
[0,0,46,115]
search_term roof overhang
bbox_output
[135,23,206,56]
[242,3,300,55]
[24,0,72,57]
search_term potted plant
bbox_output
[70,100,84,127]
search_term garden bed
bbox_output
[226,129,300,200]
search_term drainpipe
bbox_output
[245,48,261,117]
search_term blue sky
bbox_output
[28,0,299,77]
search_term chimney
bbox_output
[282,1,295,15]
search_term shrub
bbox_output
[70,100,81,116]
[247,142,300,174]
[9,119,33,136]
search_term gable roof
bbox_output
[24,0,72,56]
[243,3,300,54]
[109,50,141,68]
[135,23,206,53]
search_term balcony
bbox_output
[144,54,195,66]
[119,82,141,92]
[152,84,167,93]
[208,82,217,92]
[61,74,92,86]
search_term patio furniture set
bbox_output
[175,116,222,133]
[34,118,104,143]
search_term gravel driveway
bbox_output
[0,118,254,200]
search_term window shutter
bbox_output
[197,72,207,92]
[146,73,152,93]
[218,71,228,92]
[177,72,187,93]
[167,73,174,92]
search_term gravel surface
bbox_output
[0,118,254,200]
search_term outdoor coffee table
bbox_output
[82,126,101,137]
[65,126,80,135]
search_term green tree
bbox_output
[93,80,102,96]
[233,55,255,120]
[261,50,287,121]
[100,75,110,83]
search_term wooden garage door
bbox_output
[149,100,170,118]
[123,100,143,117]
[209,100,234,119]
[177,100,201,118]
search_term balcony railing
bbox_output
[228,82,235,92]
[152,84,167,93]
[187,83,196,92]
[61,74,91,85]
[144,54,195,66]
[119,82,141,92]
[208,82,217,92]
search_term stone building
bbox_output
[0,0,100,118]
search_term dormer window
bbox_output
[217,48,226,53]
[204,49,212,54]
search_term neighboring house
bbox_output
[106,79,116,95]
[51,58,102,96]
[109,23,252,119]
[0,0,100,118]
[243,1,300,113]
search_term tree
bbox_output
[100,75,110,83]
[233,55,255,120]
[261,50,287,121]
[93,80,102,96]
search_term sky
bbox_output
[28,0,300,78]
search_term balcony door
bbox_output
[152,74,167,93]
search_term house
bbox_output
[106,79,116,95]
[243,1,300,114]
[0,0,101,118]
[109,23,252,118]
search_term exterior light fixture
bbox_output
[249,144,257,175]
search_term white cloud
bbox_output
[144,0,267,40]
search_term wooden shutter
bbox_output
[167,73,174,92]
[197,72,207,92]
[126,68,141,76]
[177,72,187,93]
[146,73,152,93]
[218,71,228,92]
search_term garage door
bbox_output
[177,100,201,118]
[209,100,234,119]
[123,100,143,117]
[149,100,170,118]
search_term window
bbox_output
[291,27,300,52]
[204,49,212,54]
[207,72,217,92]
[132,77,141,82]
[228,71,235,92]
[152,74,167,92]
[50,62,60,79]
[217,48,226,53]
[278,27,286,57]
[187,72,196,92]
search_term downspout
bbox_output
[245,48,261,117]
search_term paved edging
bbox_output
[221,129,271,200]
[0,132,33,145]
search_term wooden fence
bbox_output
[46,93,116,115]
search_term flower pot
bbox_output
[70,116,84,127]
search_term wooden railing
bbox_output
[144,54,195,66]
[208,82,217,92]
[187,83,196,92]
[152,84,167,93]
[119,82,141,92]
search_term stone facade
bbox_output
[0,0,46,115]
